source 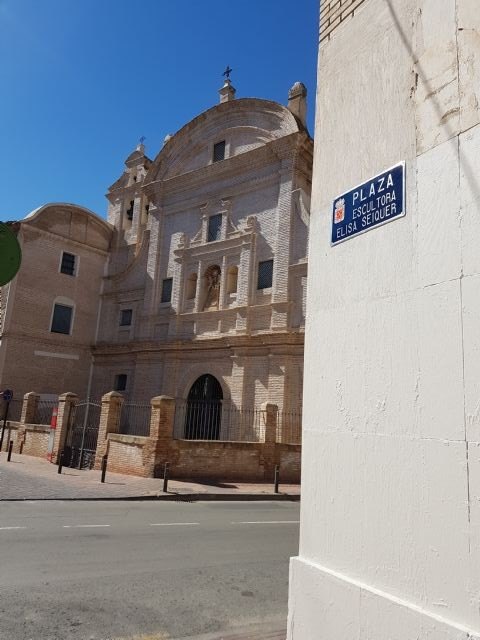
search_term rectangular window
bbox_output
[114,374,127,392]
[207,214,222,242]
[161,278,173,303]
[119,309,132,327]
[257,259,273,290]
[213,140,225,162]
[51,304,73,334]
[60,252,76,276]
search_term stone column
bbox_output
[21,392,39,424]
[271,159,294,331]
[142,395,175,478]
[53,393,78,463]
[15,392,40,453]
[94,391,124,469]
[260,402,278,480]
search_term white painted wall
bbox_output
[288,0,480,637]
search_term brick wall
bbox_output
[320,0,368,43]
[0,422,50,458]
[107,434,147,476]
[104,433,301,483]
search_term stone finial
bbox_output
[287,81,307,127]
[219,78,236,103]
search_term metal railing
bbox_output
[33,400,58,425]
[173,400,266,442]
[119,402,151,437]
[277,409,302,444]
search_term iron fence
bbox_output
[33,400,58,425]
[174,400,266,442]
[277,409,302,444]
[119,402,151,437]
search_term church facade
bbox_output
[1,81,312,433]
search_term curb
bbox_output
[0,492,301,502]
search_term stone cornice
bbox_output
[93,331,304,357]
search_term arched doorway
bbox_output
[184,374,223,440]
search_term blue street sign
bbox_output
[331,162,405,246]
[2,389,13,402]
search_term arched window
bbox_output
[226,266,238,294]
[186,273,197,300]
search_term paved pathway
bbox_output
[0,452,300,501]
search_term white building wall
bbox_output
[289,0,480,638]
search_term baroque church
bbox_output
[0,78,313,435]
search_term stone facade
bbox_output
[0,83,312,442]
[90,82,312,416]
[0,204,112,401]
[319,0,368,42]
[289,0,480,638]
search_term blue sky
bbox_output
[0,0,319,221]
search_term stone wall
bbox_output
[319,0,368,43]
[104,434,301,483]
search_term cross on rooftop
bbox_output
[139,136,146,145]
[222,66,233,80]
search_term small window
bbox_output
[114,374,127,392]
[207,214,222,242]
[161,278,173,303]
[51,303,73,335]
[145,203,150,216]
[119,309,132,327]
[213,140,225,162]
[60,252,76,276]
[257,259,273,290]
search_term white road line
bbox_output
[231,521,300,525]
[0,526,27,530]
[63,524,111,528]
[150,522,199,527]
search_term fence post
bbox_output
[21,392,39,425]
[53,393,78,464]
[94,392,124,470]
[260,402,278,481]
[16,392,40,453]
[142,395,175,478]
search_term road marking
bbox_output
[231,521,300,525]
[0,526,27,530]
[63,524,111,528]
[150,522,199,527]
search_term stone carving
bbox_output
[203,265,221,310]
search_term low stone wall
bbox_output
[104,432,301,483]
[21,424,50,458]
[106,433,148,476]
[0,421,51,458]
[170,440,267,482]
[276,444,302,483]
[0,422,19,452]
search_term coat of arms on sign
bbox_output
[334,198,345,224]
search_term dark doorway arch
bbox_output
[184,374,223,440]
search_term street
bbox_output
[0,500,299,640]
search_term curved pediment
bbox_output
[145,98,302,183]
[23,203,113,251]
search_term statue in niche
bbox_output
[203,265,221,310]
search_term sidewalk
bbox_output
[0,452,301,501]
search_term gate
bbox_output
[63,400,101,469]
[184,374,223,440]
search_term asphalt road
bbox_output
[0,500,299,640]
